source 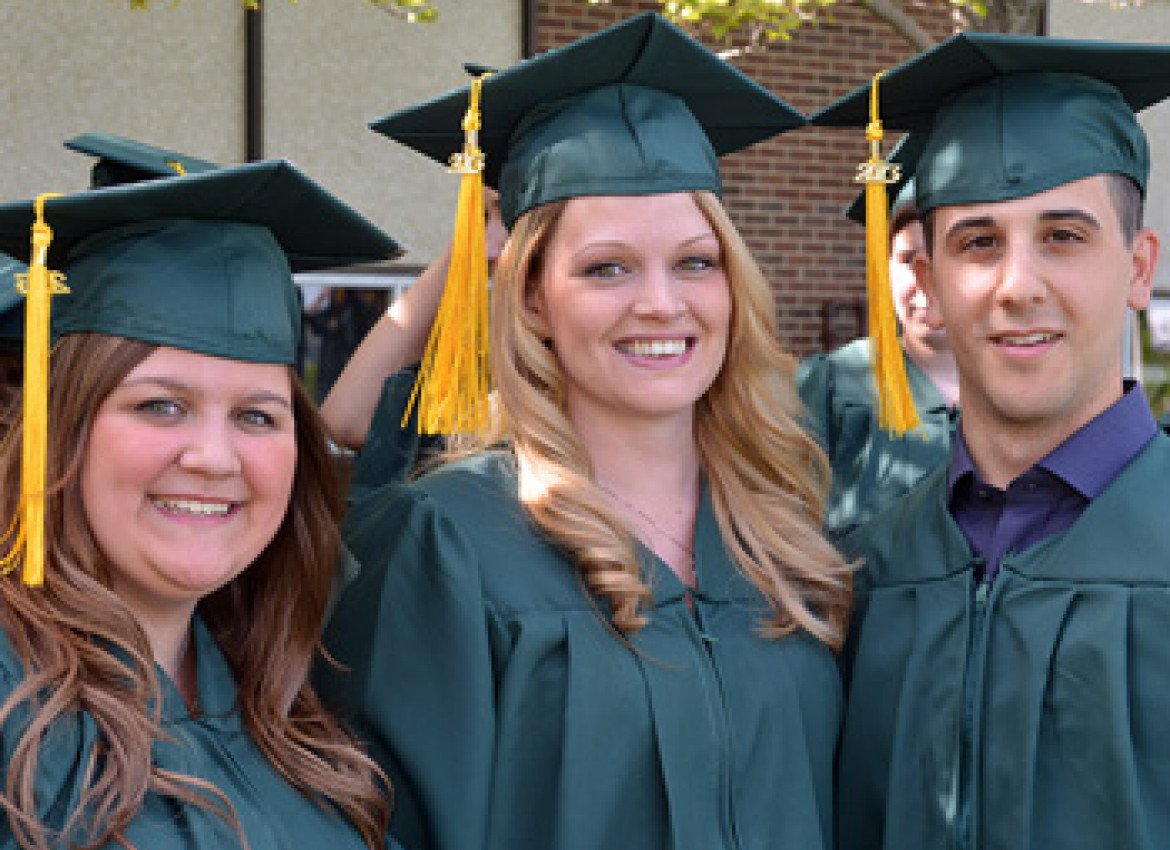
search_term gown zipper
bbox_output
[957,560,993,850]
[692,603,742,850]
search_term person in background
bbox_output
[305,287,387,403]
[316,13,851,850]
[813,34,1170,850]
[796,134,957,541]
[0,160,402,850]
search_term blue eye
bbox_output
[677,254,719,273]
[236,408,279,429]
[582,261,626,280]
[135,398,184,418]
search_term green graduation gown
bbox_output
[318,451,842,850]
[348,366,444,496]
[796,338,952,540]
[837,432,1170,850]
[0,616,375,850]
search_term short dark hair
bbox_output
[889,203,920,246]
[921,172,1145,255]
[1105,172,1143,246]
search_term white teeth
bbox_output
[999,332,1055,345]
[624,339,687,358]
[153,498,232,517]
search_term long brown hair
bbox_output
[481,191,852,648]
[0,332,389,850]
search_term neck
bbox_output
[571,407,702,585]
[571,408,701,498]
[959,396,1117,490]
[115,590,199,706]
[902,334,960,407]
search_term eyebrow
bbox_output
[945,208,1102,240]
[943,215,995,241]
[120,376,294,410]
[1038,209,1102,230]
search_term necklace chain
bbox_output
[598,483,694,560]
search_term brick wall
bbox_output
[533,1,956,356]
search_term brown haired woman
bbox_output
[0,162,400,850]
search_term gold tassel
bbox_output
[403,74,491,435]
[857,73,919,436]
[0,194,68,587]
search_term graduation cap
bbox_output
[0,158,404,364]
[370,11,806,433]
[813,32,1170,215]
[65,131,220,189]
[0,159,401,586]
[373,10,805,227]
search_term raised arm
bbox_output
[321,190,506,449]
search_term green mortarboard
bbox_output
[844,133,925,226]
[0,159,402,365]
[371,11,806,227]
[813,33,1170,214]
[65,131,219,189]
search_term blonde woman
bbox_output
[318,14,851,850]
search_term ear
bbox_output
[1126,227,1159,311]
[524,278,551,339]
[913,251,945,331]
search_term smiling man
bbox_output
[814,35,1170,850]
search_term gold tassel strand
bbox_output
[857,73,919,436]
[2,194,68,586]
[404,74,492,435]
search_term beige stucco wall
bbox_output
[265,0,522,265]
[1048,0,1170,293]
[0,2,243,200]
[0,0,521,267]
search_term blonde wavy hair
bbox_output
[476,190,852,649]
[0,333,389,850]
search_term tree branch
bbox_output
[851,0,936,50]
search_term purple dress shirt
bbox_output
[947,381,1157,581]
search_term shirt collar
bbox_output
[948,380,1157,500]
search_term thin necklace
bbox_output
[598,482,694,560]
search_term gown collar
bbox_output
[643,477,759,607]
[158,614,241,730]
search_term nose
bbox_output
[178,418,242,477]
[631,266,685,318]
[995,241,1047,308]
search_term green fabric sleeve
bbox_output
[795,352,835,453]
[319,486,497,850]
[348,366,437,496]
